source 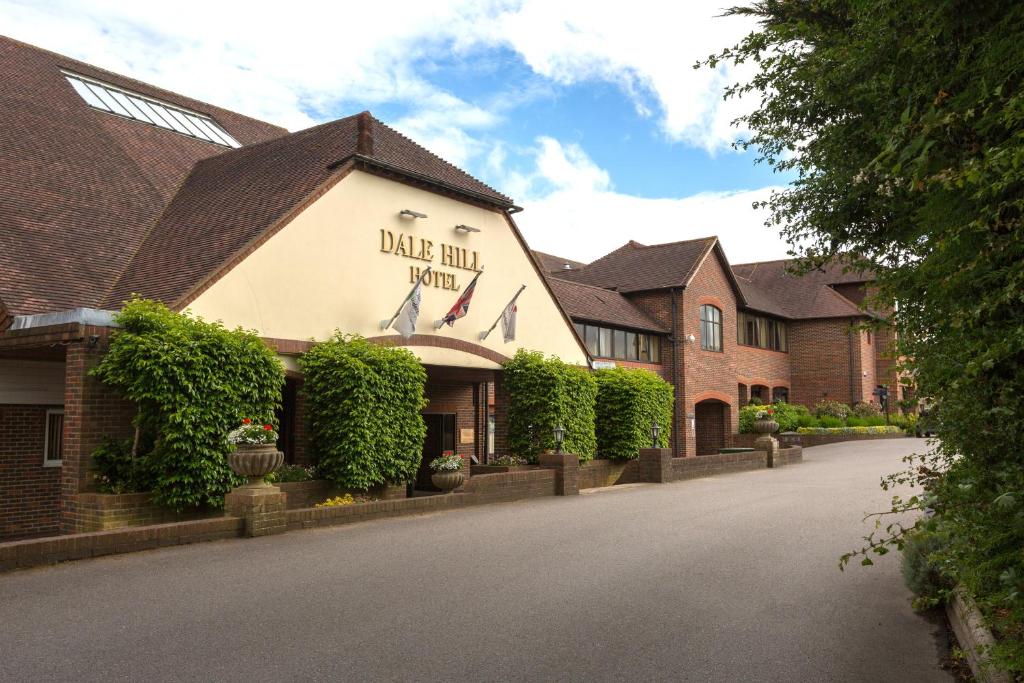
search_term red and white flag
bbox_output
[500,298,518,342]
[437,271,482,328]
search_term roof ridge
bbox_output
[369,114,511,203]
[631,235,716,250]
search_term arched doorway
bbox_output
[695,399,729,456]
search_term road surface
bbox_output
[0,438,950,681]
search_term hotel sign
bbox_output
[380,229,483,292]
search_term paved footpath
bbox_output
[0,439,951,682]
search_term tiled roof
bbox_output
[557,238,717,293]
[731,259,871,319]
[532,250,587,274]
[546,278,668,333]
[107,112,514,306]
[0,35,287,316]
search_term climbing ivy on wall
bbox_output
[92,299,284,510]
[299,334,427,489]
[594,368,673,460]
[502,350,597,462]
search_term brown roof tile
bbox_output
[546,278,668,333]
[0,35,287,316]
[731,259,871,319]
[107,112,514,307]
[557,238,717,293]
[531,250,587,274]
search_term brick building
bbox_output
[0,36,588,539]
[537,240,902,457]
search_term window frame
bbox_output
[574,322,663,364]
[700,304,723,352]
[737,311,788,353]
[43,408,64,467]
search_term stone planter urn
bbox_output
[431,471,465,492]
[228,443,284,488]
[754,419,779,435]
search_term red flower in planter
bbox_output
[263,424,273,431]
[242,418,252,424]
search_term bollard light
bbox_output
[553,424,565,454]
[651,419,661,448]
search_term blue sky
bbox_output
[1,0,793,263]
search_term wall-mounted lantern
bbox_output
[553,424,565,454]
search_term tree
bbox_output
[707,0,1024,670]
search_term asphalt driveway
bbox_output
[0,438,950,682]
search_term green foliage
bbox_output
[92,299,284,510]
[503,350,597,462]
[816,415,844,429]
[593,367,673,460]
[265,464,315,484]
[852,402,882,419]
[708,0,1024,665]
[740,402,810,432]
[747,396,763,406]
[901,527,953,609]
[299,334,427,489]
[813,400,852,420]
[845,417,867,428]
[796,414,819,429]
[90,437,156,494]
[796,426,902,435]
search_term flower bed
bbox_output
[796,425,903,435]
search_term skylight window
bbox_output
[62,72,241,148]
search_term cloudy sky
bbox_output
[1,0,793,264]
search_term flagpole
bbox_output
[479,284,526,340]
[434,269,483,329]
[380,266,432,330]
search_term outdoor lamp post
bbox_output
[553,424,565,454]
[651,419,661,448]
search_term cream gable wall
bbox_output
[188,170,587,368]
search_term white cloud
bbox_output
[508,138,789,264]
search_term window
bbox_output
[737,311,788,352]
[43,409,64,467]
[700,305,722,352]
[573,323,661,363]
[63,72,241,148]
[772,387,789,403]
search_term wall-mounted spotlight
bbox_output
[454,224,481,233]
[400,209,427,219]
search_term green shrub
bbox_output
[265,464,316,484]
[92,299,284,510]
[817,415,845,428]
[901,528,952,609]
[769,402,809,432]
[503,350,597,462]
[748,396,763,406]
[300,334,427,489]
[864,416,888,427]
[796,426,903,435]
[90,437,157,494]
[738,405,758,433]
[796,414,819,428]
[593,368,673,459]
[813,399,852,420]
[851,401,882,418]
[846,417,867,427]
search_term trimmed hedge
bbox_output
[92,299,284,510]
[503,350,597,462]
[300,334,427,489]
[796,426,903,435]
[594,368,673,460]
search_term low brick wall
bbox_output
[733,431,908,449]
[0,516,244,572]
[277,480,407,509]
[579,459,645,489]
[671,451,768,480]
[287,469,557,531]
[72,492,216,532]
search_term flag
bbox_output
[392,278,423,339]
[500,299,518,342]
[439,271,482,327]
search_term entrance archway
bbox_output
[695,399,729,456]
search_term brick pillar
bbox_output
[639,448,672,482]
[224,485,287,537]
[538,451,579,495]
[61,332,135,533]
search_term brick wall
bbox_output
[0,404,62,540]
[854,329,877,404]
[788,318,863,408]
[61,332,137,532]
[735,344,791,404]
[681,253,740,456]
[424,381,479,477]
